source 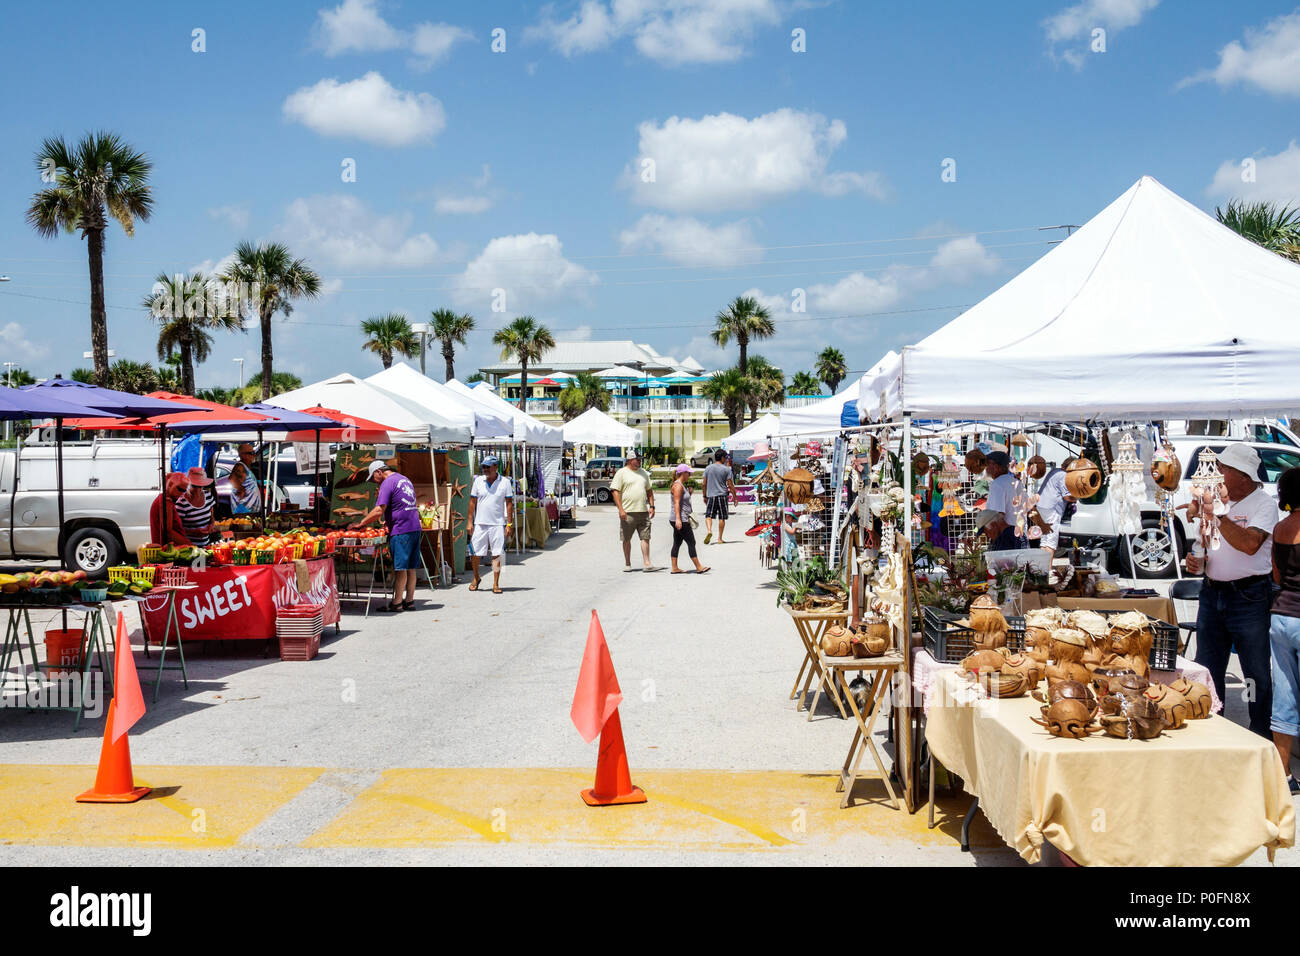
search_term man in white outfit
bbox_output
[467,456,515,594]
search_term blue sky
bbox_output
[1,0,1298,391]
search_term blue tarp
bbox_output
[840,399,860,427]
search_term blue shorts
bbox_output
[1271,613,1300,736]
[389,531,421,571]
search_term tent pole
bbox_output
[902,413,913,556]
[259,429,266,531]
[55,417,66,570]
[314,428,321,524]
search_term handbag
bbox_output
[688,513,699,529]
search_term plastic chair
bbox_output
[1169,578,1202,657]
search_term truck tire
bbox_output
[596,487,612,504]
[1119,517,1181,579]
[64,527,123,576]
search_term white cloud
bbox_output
[435,195,494,215]
[1043,0,1159,68]
[410,22,475,69]
[313,0,472,68]
[1181,10,1300,96]
[283,72,446,147]
[1206,141,1300,205]
[618,213,759,266]
[0,322,48,362]
[189,253,238,277]
[527,0,781,66]
[208,203,250,231]
[453,233,597,310]
[277,194,439,269]
[625,109,885,213]
[314,0,405,54]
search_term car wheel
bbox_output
[596,488,612,504]
[64,527,123,576]
[1121,518,1180,579]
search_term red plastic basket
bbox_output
[278,632,320,661]
[159,566,190,588]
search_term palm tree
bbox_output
[106,359,159,394]
[196,386,237,405]
[711,295,775,376]
[361,313,419,369]
[557,371,611,421]
[492,316,555,409]
[26,132,153,386]
[815,346,848,394]
[466,372,486,385]
[1,367,36,388]
[743,356,785,423]
[430,308,475,382]
[220,241,321,399]
[70,368,95,384]
[702,368,751,432]
[143,271,244,395]
[1216,200,1300,263]
[234,372,302,405]
[788,371,821,396]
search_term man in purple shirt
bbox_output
[353,460,423,612]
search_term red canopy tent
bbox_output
[61,391,271,430]
[283,406,397,443]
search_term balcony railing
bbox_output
[521,394,830,416]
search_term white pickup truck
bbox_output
[0,438,163,575]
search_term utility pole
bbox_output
[234,357,244,392]
[410,322,429,376]
[1040,224,1080,246]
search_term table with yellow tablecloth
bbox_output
[522,506,551,548]
[925,669,1294,866]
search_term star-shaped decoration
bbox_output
[450,478,468,499]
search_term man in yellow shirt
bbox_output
[611,451,661,572]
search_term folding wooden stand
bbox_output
[783,606,849,720]
[828,652,904,809]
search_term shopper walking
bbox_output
[611,450,660,572]
[980,451,1026,551]
[467,456,515,594]
[174,467,217,546]
[353,460,423,612]
[668,464,709,575]
[1269,466,1300,792]
[702,449,735,544]
[1185,443,1276,739]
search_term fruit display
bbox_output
[0,570,119,604]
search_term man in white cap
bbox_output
[1184,443,1276,738]
[467,455,514,593]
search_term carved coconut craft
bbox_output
[820,624,852,657]
[1098,693,1164,740]
[1065,458,1102,498]
[1143,683,1190,729]
[1001,652,1042,688]
[912,452,931,476]
[1106,611,1154,678]
[1169,677,1213,719]
[977,669,1029,699]
[1033,678,1097,715]
[1091,666,1137,697]
[964,448,987,474]
[959,649,1007,674]
[1024,608,1064,665]
[1150,445,1181,492]
[1026,454,1047,480]
[966,594,1008,650]
[1032,698,1097,738]
[1047,628,1091,686]
[852,617,891,657]
[1067,610,1110,671]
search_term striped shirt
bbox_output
[174,488,215,546]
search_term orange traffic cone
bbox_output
[76,700,151,803]
[580,709,647,807]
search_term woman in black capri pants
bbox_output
[669,464,710,575]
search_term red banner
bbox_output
[141,558,340,642]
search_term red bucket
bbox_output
[44,629,84,676]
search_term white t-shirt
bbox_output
[1035,470,1069,527]
[471,474,514,526]
[1205,486,1278,581]
[984,473,1018,524]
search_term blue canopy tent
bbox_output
[19,382,206,567]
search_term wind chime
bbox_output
[1187,448,1228,552]
[1108,432,1145,536]
[937,443,964,518]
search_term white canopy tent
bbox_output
[562,408,643,447]
[722,413,780,451]
[778,380,862,435]
[266,372,470,444]
[449,379,563,445]
[367,363,513,440]
[859,176,1300,422]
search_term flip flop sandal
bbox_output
[468,581,481,591]
[696,567,711,574]
[402,601,415,610]
[670,569,685,574]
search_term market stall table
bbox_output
[522,505,551,548]
[782,606,850,720]
[140,559,340,645]
[0,600,117,729]
[824,651,905,809]
[924,668,1294,865]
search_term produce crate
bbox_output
[276,604,324,661]
[922,606,1027,663]
[231,549,253,566]
[107,566,135,584]
[324,538,337,554]
[253,549,279,565]
[129,566,156,586]
[159,566,190,588]
[139,545,164,564]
